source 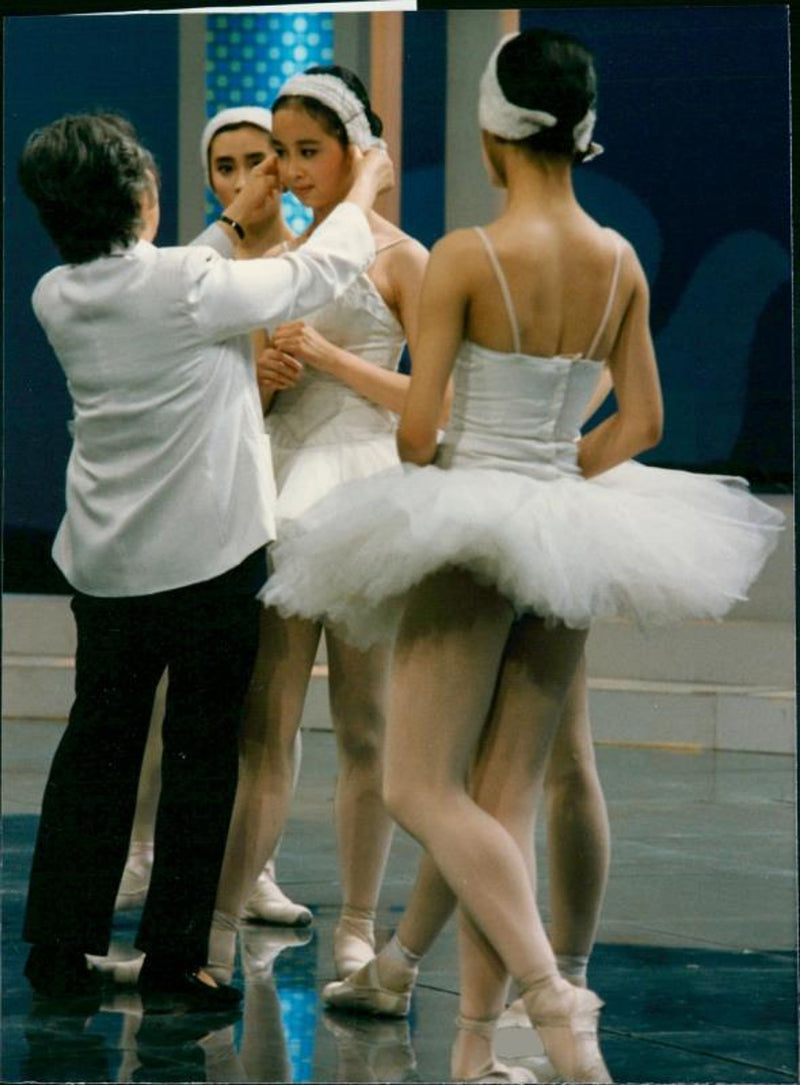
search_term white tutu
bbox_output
[261,459,783,649]
[272,433,398,523]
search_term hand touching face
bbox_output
[209,124,281,217]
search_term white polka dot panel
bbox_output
[204,12,334,233]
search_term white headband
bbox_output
[479,33,603,161]
[201,106,274,187]
[276,72,386,152]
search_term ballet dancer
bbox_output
[18,108,393,1010]
[261,29,782,1081]
[114,105,311,929]
[204,65,433,985]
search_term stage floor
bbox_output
[2,721,797,1084]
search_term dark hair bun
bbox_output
[496,29,596,160]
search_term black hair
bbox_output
[272,65,383,147]
[495,29,597,162]
[18,111,158,264]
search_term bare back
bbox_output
[464,214,630,363]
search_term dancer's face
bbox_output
[271,103,353,216]
[209,125,275,210]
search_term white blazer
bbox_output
[33,203,375,597]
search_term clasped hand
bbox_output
[256,322,334,394]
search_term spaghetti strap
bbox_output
[585,235,625,360]
[376,235,414,255]
[474,227,522,355]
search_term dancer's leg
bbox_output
[208,609,320,979]
[326,629,395,977]
[453,616,583,1078]
[544,654,610,982]
[384,571,606,1080]
[384,572,581,980]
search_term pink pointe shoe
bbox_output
[241,864,312,928]
[323,956,416,1018]
[452,1014,539,1084]
[522,981,612,1084]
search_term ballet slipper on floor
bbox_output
[497,998,530,1030]
[323,957,416,1017]
[333,917,376,979]
[241,864,313,928]
[523,982,611,1084]
[452,1014,538,1084]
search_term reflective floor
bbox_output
[2,721,797,1083]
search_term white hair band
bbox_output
[479,33,603,160]
[201,106,274,187]
[276,72,386,152]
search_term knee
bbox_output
[545,748,599,805]
[332,701,385,769]
[381,772,421,837]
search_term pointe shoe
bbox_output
[333,921,375,979]
[323,957,416,1018]
[523,983,611,1084]
[452,1014,539,1084]
[241,866,313,928]
[497,998,530,1030]
[114,843,153,912]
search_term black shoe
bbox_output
[138,958,243,1013]
[25,944,103,1003]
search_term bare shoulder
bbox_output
[601,227,648,301]
[429,227,484,280]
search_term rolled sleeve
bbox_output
[188,202,375,343]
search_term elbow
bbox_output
[643,405,664,450]
[639,414,663,452]
[397,425,435,466]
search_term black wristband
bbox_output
[219,214,245,241]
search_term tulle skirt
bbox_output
[272,433,399,523]
[260,459,783,648]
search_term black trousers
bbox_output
[23,549,265,971]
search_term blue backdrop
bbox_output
[3,8,792,593]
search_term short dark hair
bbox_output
[496,29,597,162]
[18,111,158,264]
[273,65,383,148]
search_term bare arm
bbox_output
[270,238,432,417]
[578,252,663,478]
[397,233,470,464]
